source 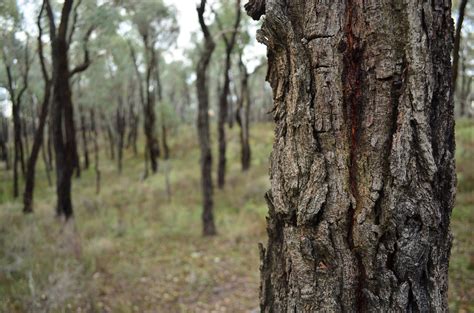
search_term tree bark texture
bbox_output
[196,0,217,236]
[249,0,456,312]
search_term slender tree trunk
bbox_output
[161,124,169,160]
[216,0,241,188]
[196,0,216,236]
[12,104,22,198]
[22,117,30,165]
[237,58,252,171]
[452,0,468,92]
[23,67,51,213]
[247,1,455,311]
[46,123,53,170]
[101,111,115,161]
[90,108,100,194]
[0,118,8,169]
[116,96,126,173]
[41,143,52,186]
[79,105,89,170]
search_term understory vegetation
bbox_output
[0,121,472,312]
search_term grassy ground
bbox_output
[0,121,472,312]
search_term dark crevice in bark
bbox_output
[245,0,266,21]
[343,2,366,311]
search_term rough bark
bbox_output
[196,0,217,236]
[215,0,241,188]
[23,2,52,213]
[249,0,456,312]
[452,0,468,92]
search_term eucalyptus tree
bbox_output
[196,0,217,236]
[125,1,179,175]
[452,0,470,93]
[43,0,96,219]
[213,0,241,188]
[23,2,53,213]
[0,1,31,198]
[247,0,455,311]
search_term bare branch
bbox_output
[44,0,56,40]
[37,1,51,84]
[69,25,94,77]
[67,0,84,48]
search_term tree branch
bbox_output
[44,0,56,40]
[67,0,84,48]
[37,1,51,84]
[69,25,94,78]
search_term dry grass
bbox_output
[0,121,472,312]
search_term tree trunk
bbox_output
[116,96,126,173]
[452,0,468,92]
[46,0,83,219]
[196,0,217,236]
[247,1,455,311]
[90,108,100,194]
[12,104,23,198]
[237,58,251,171]
[79,104,89,170]
[23,68,51,213]
[22,117,30,166]
[51,42,76,219]
[0,116,9,169]
[216,0,241,189]
[161,124,169,160]
[101,111,115,161]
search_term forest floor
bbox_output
[0,121,473,312]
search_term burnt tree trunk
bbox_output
[248,0,456,311]
[196,0,217,236]
[216,0,241,188]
